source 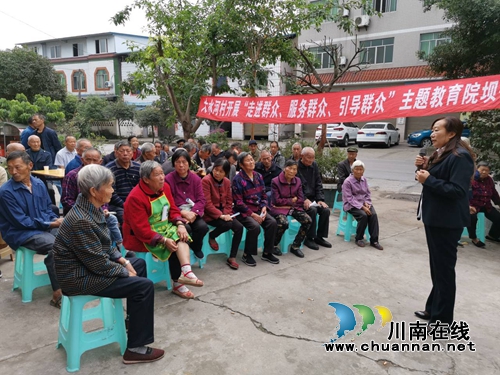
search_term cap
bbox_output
[176,139,186,144]
[248,140,257,145]
[347,147,358,153]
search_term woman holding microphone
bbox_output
[414,117,475,327]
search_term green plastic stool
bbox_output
[134,252,172,290]
[57,295,127,372]
[336,210,370,242]
[279,217,304,254]
[461,212,486,242]
[198,225,232,268]
[332,190,344,215]
[12,246,51,303]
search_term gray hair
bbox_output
[76,138,91,148]
[184,142,196,153]
[352,160,365,169]
[140,160,162,179]
[6,142,25,155]
[28,135,40,143]
[141,142,155,153]
[82,147,102,158]
[292,142,302,149]
[301,146,315,156]
[114,140,131,150]
[200,143,212,154]
[78,164,114,198]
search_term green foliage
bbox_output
[468,110,500,181]
[73,96,109,137]
[0,47,66,102]
[104,100,136,121]
[197,129,230,151]
[281,137,315,159]
[422,0,500,79]
[62,95,79,121]
[0,94,64,124]
[134,106,163,128]
[315,146,345,183]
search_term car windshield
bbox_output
[362,124,386,129]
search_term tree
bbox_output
[74,96,109,137]
[0,94,64,124]
[104,100,136,138]
[0,47,66,102]
[422,1,500,177]
[134,106,165,141]
[284,0,378,151]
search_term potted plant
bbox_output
[315,147,346,207]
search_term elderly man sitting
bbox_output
[342,160,383,250]
[0,151,63,307]
[297,147,332,250]
[136,142,156,163]
[255,150,282,198]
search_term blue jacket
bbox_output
[26,148,54,170]
[0,176,58,249]
[35,127,62,161]
[20,126,36,149]
[65,154,82,174]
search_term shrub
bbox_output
[197,128,230,150]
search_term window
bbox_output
[372,0,397,13]
[419,32,451,58]
[308,47,333,69]
[95,68,110,90]
[50,46,61,59]
[310,0,339,19]
[72,70,86,92]
[55,71,66,87]
[360,38,394,64]
[95,39,108,54]
[29,47,38,54]
[72,43,84,57]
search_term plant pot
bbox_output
[322,183,337,208]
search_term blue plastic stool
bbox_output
[332,190,344,215]
[462,212,486,242]
[336,210,371,242]
[279,217,304,254]
[238,226,264,252]
[198,225,232,268]
[57,295,127,372]
[12,246,51,303]
[134,252,172,290]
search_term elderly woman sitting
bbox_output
[270,160,311,258]
[53,164,164,364]
[165,149,208,260]
[123,161,203,299]
[342,160,383,250]
[468,161,500,247]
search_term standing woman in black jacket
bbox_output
[414,117,475,326]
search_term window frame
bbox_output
[72,43,84,57]
[419,32,451,59]
[308,46,334,69]
[71,70,87,92]
[359,37,394,65]
[371,0,397,13]
[50,45,61,59]
[55,71,66,88]
[95,39,108,54]
[94,67,111,91]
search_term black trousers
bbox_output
[424,225,462,325]
[305,205,330,239]
[236,214,277,255]
[348,206,379,243]
[208,218,244,258]
[468,207,500,239]
[94,257,155,348]
[185,216,209,255]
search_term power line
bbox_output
[0,10,57,40]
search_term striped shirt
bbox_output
[53,194,127,296]
[105,159,141,206]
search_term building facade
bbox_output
[298,1,457,138]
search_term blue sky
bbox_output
[0,0,147,50]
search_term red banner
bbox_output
[197,75,500,124]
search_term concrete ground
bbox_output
[1,187,499,374]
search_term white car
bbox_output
[314,122,359,147]
[356,122,401,148]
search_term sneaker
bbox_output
[242,254,256,267]
[123,347,165,364]
[272,246,282,256]
[261,252,280,264]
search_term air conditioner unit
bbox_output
[339,56,347,66]
[104,81,113,88]
[355,15,370,27]
[343,8,350,17]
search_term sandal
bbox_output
[178,271,204,287]
[226,258,239,270]
[50,296,62,309]
[172,284,194,299]
[209,237,219,251]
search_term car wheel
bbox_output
[342,136,349,147]
[421,138,432,148]
[357,143,363,148]
[395,135,400,146]
[386,138,391,148]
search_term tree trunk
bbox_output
[117,119,122,139]
[317,123,327,154]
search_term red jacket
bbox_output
[123,179,184,252]
[202,173,233,222]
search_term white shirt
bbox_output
[54,147,77,167]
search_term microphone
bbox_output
[417,147,427,171]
